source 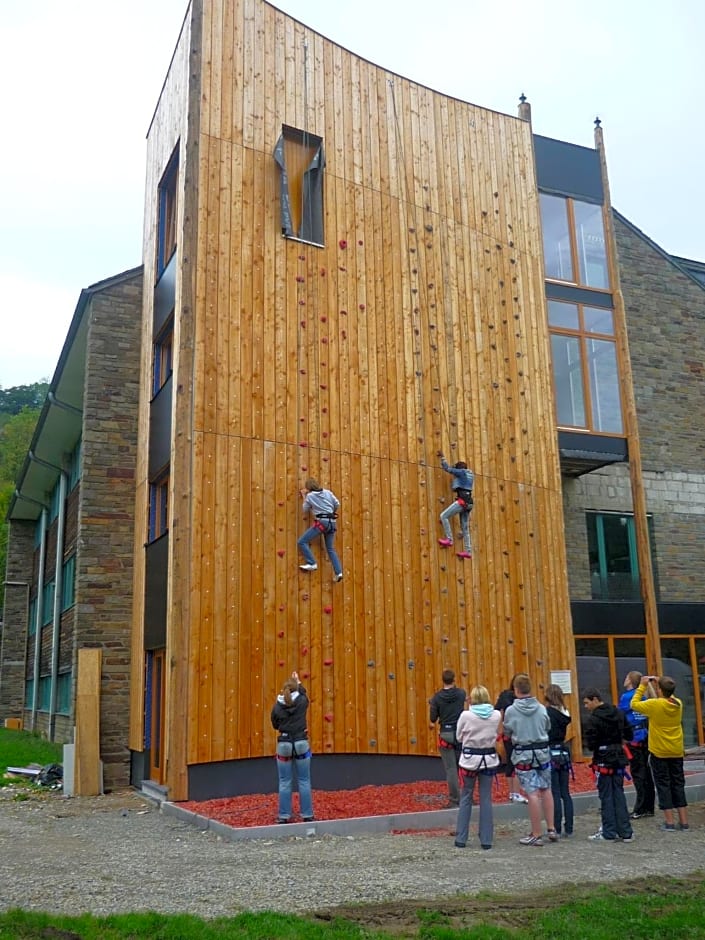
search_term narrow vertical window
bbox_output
[157,147,179,277]
[148,469,170,542]
[153,316,174,396]
[274,126,325,245]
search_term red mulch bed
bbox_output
[182,762,600,829]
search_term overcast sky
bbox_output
[1,0,702,390]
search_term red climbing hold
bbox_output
[339,239,347,249]
[324,712,334,723]
[277,549,286,557]
[301,646,309,656]
[278,630,285,637]
[324,658,333,666]
[323,605,333,615]
[299,441,308,447]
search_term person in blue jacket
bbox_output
[618,669,655,819]
[438,455,474,558]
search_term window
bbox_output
[274,126,325,245]
[587,512,641,600]
[148,469,169,542]
[540,193,609,289]
[28,597,37,636]
[49,480,62,523]
[61,555,76,611]
[42,581,55,626]
[153,316,174,396]
[56,672,72,715]
[68,439,82,491]
[157,147,179,277]
[548,300,623,433]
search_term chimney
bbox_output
[518,93,531,124]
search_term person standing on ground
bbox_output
[503,674,557,846]
[453,685,501,850]
[437,455,473,559]
[632,675,689,832]
[429,668,466,807]
[618,670,655,820]
[583,687,634,843]
[495,677,528,805]
[271,670,314,824]
[297,478,343,582]
[545,684,574,838]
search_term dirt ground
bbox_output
[2,782,705,931]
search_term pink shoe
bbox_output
[456,551,472,559]
[438,538,453,547]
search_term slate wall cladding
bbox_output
[0,521,34,716]
[76,271,143,788]
[562,216,705,604]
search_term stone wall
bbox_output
[0,521,34,718]
[75,271,143,788]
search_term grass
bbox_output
[0,727,63,780]
[1,877,705,938]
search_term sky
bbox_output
[1,0,702,390]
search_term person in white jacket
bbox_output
[453,685,501,850]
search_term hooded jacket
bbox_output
[429,686,466,733]
[585,702,628,766]
[271,684,310,741]
[546,706,572,747]
[503,695,551,768]
[618,688,649,745]
[456,705,501,773]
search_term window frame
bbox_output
[148,468,170,543]
[157,147,179,278]
[152,315,174,397]
[273,125,325,247]
[540,193,610,292]
[548,299,624,435]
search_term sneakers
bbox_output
[630,811,654,819]
[588,832,616,842]
[677,823,690,831]
[481,844,492,850]
[562,832,574,839]
[333,572,343,582]
[277,817,290,824]
[660,823,676,831]
[509,792,529,804]
[438,538,453,547]
[621,835,635,843]
[546,829,559,842]
[456,551,472,559]
[302,816,315,822]
[299,563,318,571]
[454,841,466,848]
[519,834,543,846]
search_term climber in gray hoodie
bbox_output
[503,674,557,846]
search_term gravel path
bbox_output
[1,787,704,919]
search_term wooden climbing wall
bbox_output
[134,0,576,799]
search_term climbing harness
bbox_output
[455,488,473,510]
[512,740,551,771]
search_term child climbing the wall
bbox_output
[438,454,473,559]
[298,478,344,582]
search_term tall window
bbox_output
[274,126,325,245]
[153,316,174,396]
[549,300,623,433]
[68,438,82,491]
[148,469,169,542]
[157,147,179,277]
[540,194,609,289]
[61,555,76,611]
[587,512,641,600]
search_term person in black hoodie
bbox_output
[429,669,466,806]
[545,684,574,837]
[271,670,314,823]
[583,687,633,843]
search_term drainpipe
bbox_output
[30,508,48,731]
[48,471,68,741]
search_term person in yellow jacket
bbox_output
[631,676,689,831]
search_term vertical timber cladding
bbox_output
[185,0,573,771]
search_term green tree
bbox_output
[0,381,49,417]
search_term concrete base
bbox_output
[158,771,705,842]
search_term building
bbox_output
[1,0,702,801]
[1,270,142,789]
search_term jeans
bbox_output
[455,771,494,847]
[276,741,313,819]
[440,503,471,552]
[439,744,460,804]
[297,520,342,575]
[550,767,574,834]
[629,743,655,814]
[597,772,632,839]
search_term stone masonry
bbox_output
[0,521,34,719]
[563,215,705,603]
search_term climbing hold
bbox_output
[339,239,347,249]
[359,303,366,311]
[324,658,333,666]
[323,605,333,615]
[277,550,286,558]
[279,660,285,667]
[388,673,395,680]
[367,660,375,667]
[320,315,327,322]
[300,321,306,328]
[299,299,305,305]
[301,671,310,679]
[358,239,363,245]
[324,713,334,722]
[296,275,305,283]
[408,660,415,669]
[299,441,308,447]
[320,267,326,276]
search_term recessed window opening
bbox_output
[274,126,324,246]
[157,147,179,277]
